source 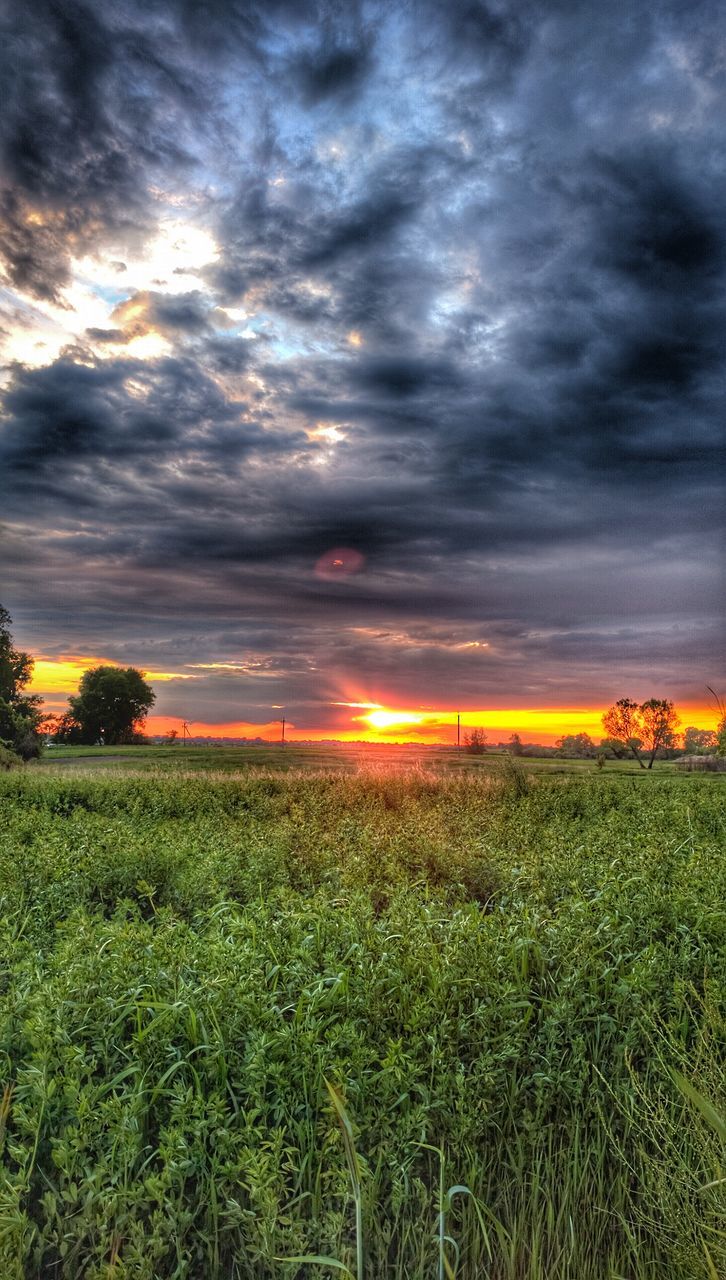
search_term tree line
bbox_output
[465,698,725,764]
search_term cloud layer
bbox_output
[1,0,724,733]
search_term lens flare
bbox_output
[314,547,365,579]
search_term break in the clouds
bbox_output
[1,0,725,734]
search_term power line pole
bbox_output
[457,713,460,751]
[281,716,286,747]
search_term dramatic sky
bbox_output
[1,0,724,742]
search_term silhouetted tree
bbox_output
[602,698,680,769]
[464,728,487,755]
[638,700,680,769]
[602,699,645,768]
[67,666,155,745]
[555,732,595,758]
[508,733,523,757]
[0,605,43,760]
[682,726,716,755]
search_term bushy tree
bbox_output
[555,732,595,758]
[682,726,717,755]
[602,698,680,770]
[602,699,644,767]
[508,733,523,757]
[639,700,680,768]
[0,605,43,760]
[66,666,155,745]
[463,728,487,755]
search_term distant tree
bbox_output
[508,733,523,757]
[166,728,179,745]
[599,736,629,760]
[682,726,717,755]
[602,699,646,768]
[0,605,43,760]
[707,688,726,758]
[555,732,595,758]
[463,727,487,755]
[52,710,85,745]
[603,698,680,770]
[67,666,155,745]
[638,700,680,769]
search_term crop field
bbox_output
[1,763,724,1279]
[39,741,680,777]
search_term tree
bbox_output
[602,697,680,770]
[555,733,595,758]
[599,736,629,760]
[463,728,487,755]
[508,733,523,757]
[638,699,680,769]
[602,699,645,768]
[682,726,717,755]
[67,666,155,745]
[51,710,86,745]
[0,605,43,760]
[707,689,726,758]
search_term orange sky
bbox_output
[30,655,720,745]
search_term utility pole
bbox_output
[281,716,286,747]
[457,713,460,751]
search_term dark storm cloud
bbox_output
[0,353,295,502]
[292,31,374,106]
[110,290,227,340]
[0,0,201,300]
[2,0,725,722]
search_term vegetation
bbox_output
[0,606,43,762]
[0,765,723,1279]
[555,733,595,758]
[54,664,156,745]
[602,698,680,769]
[682,727,717,755]
[462,728,487,754]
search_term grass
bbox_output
[0,763,724,1277]
[37,741,688,777]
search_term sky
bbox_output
[1,0,724,743]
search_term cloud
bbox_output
[0,0,197,300]
[1,0,725,727]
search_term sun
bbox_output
[362,709,425,730]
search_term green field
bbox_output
[38,741,683,777]
[1,761,724,1278]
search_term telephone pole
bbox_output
[457,713,460,750]
[281,715,286,746]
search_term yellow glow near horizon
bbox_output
[29,656,194,694]
[25,660,722,746]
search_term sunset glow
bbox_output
[28,656,720,745]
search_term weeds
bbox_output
[0,769,723,1277]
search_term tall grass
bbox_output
[0,769,723,1277]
